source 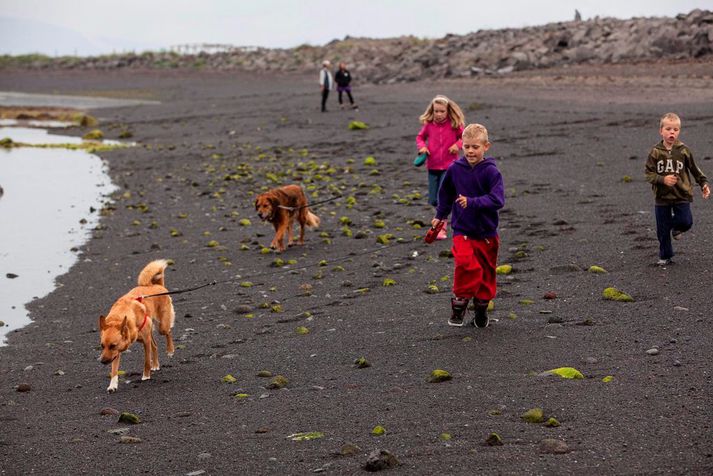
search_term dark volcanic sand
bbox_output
[1,64,713,475]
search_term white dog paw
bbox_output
[151,365,160,371]
[141,374,151,381]
[167,352,174,358]
[107,376,119,392]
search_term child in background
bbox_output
[417,95,465,240]
[645,112,710,266]
[432,124,504,327]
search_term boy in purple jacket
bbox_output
[431,124,504,327]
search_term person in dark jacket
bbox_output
[334,62,358,110]
[432,123,504,328]
[644,112,710,266]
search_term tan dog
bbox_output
[255,184,320,252]
[98,260,175,393]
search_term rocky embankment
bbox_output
[2,9,712,83]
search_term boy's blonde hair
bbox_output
[419,95,465,129]
[660,112,681,128]
[462,123,489,144]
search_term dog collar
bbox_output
[135,296,149,332]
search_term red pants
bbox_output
[451,235,499,301]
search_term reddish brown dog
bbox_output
[255,184,320,252]
[98,260,175,393]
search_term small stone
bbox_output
[364,449,399,472]
[257,370,273,378]
[118,412,141,424]
[54,370,65,376]
[267,375,288,389]
[339,443,361,456]
[100,407,120,416]
[485,432,503,446]
[371,425,386,436]
[186,471,206,476]
[354,357,371,368]
[23,365,33,371]
[119,436,142,444]
[646,348,660,356]
[547,315,563,324]
[673,306,688,311]
[16,383,31,392]
[6,273,19,279]
[544,417,560,427]
[255,427,269,434]
[107,428,130,435]
[673,360,682,367]
[428,369,452,383]
[539,438,570,454]
[543,291,557,300]
[233,305,252,314]
[585,357,599,364]
[197,452,211,460]
[521,407,544,423]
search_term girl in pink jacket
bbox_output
[416,95,465,239]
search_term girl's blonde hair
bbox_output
[419,95,465,129]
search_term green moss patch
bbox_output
[602,287,634,302]
[428,369,452,383]
[521,407,544,423]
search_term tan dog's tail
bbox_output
[138,259,169,287]
[306,210,320,228]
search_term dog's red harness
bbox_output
[135,296,149,332]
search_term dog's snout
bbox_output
[99,356,111,365]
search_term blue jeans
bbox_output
[655,202,692,259]
[428,170,446,207]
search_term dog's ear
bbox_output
[121,316,129,339]
[269,196,279,209]
[254,197,259,210]
[98,315,106,330]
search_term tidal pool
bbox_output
[0,126,117,344]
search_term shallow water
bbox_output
[0,127,116,345]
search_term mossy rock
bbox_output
[439,433,452,441]
[354,357,371,368]
[239,218,251,226]
[78,114,98,127]
[221,374,237,384]
[521,407,544,423]
[239,281,254,288]
[287,431,324,441]
[257,370,273,378]
[602,375,614,383]
[602,287,634,302]
[383,278,396,287]
[0,137,13,148]
[544,417,560,427]
[428,369,452,383]
[588,265,607,274]
[496,264,512,275]
[485,432,503,446]
[118,412,141,424]
[425,284,440,294]
[267,375,288,389]
[82,129,104,140]
[622,175,632,183]
[206,240,219,248]
[540,367,584,379]
[371,425,386,436]
[349,121,369,130]
[295,326,309,335]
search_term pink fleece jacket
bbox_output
[416,121,464,171]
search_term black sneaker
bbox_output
[449,297,469,327]
[473,300,489,328]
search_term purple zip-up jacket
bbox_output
[435,157,504,239]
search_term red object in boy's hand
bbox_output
[424,221,445,244]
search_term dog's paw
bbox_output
[167,352,174,358]
[151,365,160,371]
[141,374,151,381]
[106,375,119,393]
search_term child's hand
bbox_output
[456,194,468,208]
[419,147,429,155]
[663,174,678,186]
[448,144,459,154]
[703,184,711,199]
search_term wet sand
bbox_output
[1,63,712,474]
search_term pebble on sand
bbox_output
[364,449,399,472]
[539,438,571,454]
[16,383,31,392]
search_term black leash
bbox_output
[141,280,218,299]
[139,238,415,300]
[277,193,342,211]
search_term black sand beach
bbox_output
[1,63,713,474]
